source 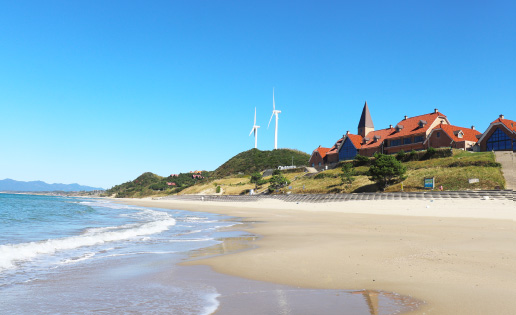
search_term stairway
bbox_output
[494,151,516,190]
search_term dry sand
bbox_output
[120,197,516,315]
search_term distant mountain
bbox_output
[0,179,104,192]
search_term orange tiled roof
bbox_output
[433,124,481,142]
[346,134,363,149]
[389,112,447,138]
[327,137,344,155]
[491,117,516,133]
[362,127,396,148]
[313,146,331,158]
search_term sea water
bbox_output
[0,193,238,314]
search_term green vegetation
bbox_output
[340,162,355,188]
[213,148,310,178]
[106,148,506,198]
[250,172,267,189]
[367,154,407,190]
[268,173,291,193]
[104,171,211,198]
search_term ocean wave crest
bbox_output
[0,210,176,271]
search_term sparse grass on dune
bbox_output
[180,151,505,195]
[109,150,506,198]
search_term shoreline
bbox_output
[118,197,516,315]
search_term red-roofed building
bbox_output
[477,115,516,152]
[309,102,487,166]
[381,109,450,154]
[309,146,331,169]
[425,124,481,150]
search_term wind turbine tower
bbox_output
[249,107,260,149]
[268,88,281,149]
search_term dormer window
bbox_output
[374,135,381,142]
[418,120,427,128]
[453,130,464,138]
[395,125,404,132]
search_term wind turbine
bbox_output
[267,88,281,149]
[249,107,260,149]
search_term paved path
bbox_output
[165,190,515,203]
[495,151,516,190]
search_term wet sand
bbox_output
[120,197,516,315]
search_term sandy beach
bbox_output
[120,197,516,315]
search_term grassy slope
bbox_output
[182,150,505,195]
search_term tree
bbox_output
[250,172,263,189]
[396,150,406,161]
[367,154,407,191]
[268,174,291,193]
[340,163,355,188]
[353,154,370,166]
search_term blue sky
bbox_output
[1,1,514,189]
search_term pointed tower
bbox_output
[358,101,374,137]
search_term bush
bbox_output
[268,174,291,192]
[423,147,437,159]
[353,154,370,166]
[272,169,282,176]
[396,150,406,161]
[368,154,407,191]
[250,172,263,188]
[341,163,355,187]
[216,185,221,193]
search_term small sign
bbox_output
[468,178,479,184]
[288,186,292,190]
[424,177,435,189]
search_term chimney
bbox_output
[434,108,438,113]
[500,114,504,119]
[471,125,475,130]
[389,124,393,129]
[346,130,350,135]
[404,115,408,120]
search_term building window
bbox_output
[390,139,401,147]
[403,138,412,145]
[487,128,513,151]
[312,163,314,167]
[318,162,322,166]
[436,132,440,138]
[339,138,357,160]
[414,136,424,143]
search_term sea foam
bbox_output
[0,209,176,271]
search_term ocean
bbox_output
[0,193,241,314]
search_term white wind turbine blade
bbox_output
[267,112,274,129]
[249,127,255,136]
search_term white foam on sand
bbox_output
[201,293,221,315]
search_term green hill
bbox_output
[212,148,310,178]
[105,171,211,198]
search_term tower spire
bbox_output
[358,101,374,137]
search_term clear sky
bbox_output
[1,1,514,189]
